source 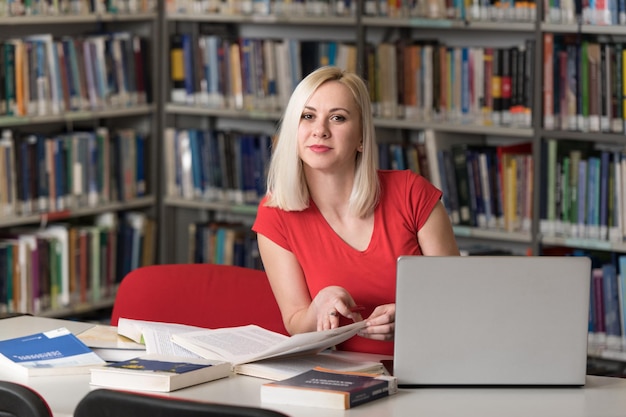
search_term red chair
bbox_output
[110,264,287,335]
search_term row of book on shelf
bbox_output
[170,32,534,128]
[168,0,537,21]
[422,130,626,241]
[164,128,271,205]
[542,248,626,355]
[169,32,357,113]
[0,127,148,217]
[425,132,534,233]
[364,0,537,20]
[539,138,626,242]
[188,220,261,269]
[168,0,357,16]
[167,0,623,24]
[543,35,626,134]
[166,126,626,243]
[0,32,150,118]
[543,0,626,25]
[369,39,535,127]
[0,0,155,16]
[0,211,156,316]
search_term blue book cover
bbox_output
[106,357,209,373]
[181,33,196,105]
[602,263,620,343]
[90,354,230,392]
[188,129,202,198]
[619,256,626,344]
[0,327,105,376]
[598,151,609,240]
[135,132,146,197]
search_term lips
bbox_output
[309,145,331,152]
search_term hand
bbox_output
[358,304,395,341]
[312,286,364,331]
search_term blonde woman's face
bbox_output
[297,81,363,174]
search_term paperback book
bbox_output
[234,350,386,381]
[89,354,231,392]
[261,366,398,409]
[76,325,146,362]
[0,327,106,376]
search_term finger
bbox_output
[327,309,340,329]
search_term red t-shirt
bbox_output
[252,170,442,355]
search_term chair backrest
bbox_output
[110,264,287,335]
[0,381,52,417]
[74,388,290,417]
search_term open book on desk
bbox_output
[116,318,373,378]
[116,318,209,358]
[171,321,367,366]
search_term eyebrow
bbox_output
[303,105,351,114]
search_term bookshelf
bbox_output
[157,0,626,362]
[0,4,160,319]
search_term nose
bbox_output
[313,119,329,138]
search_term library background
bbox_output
[1,0,626,375]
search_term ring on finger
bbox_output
[328,310,338,317]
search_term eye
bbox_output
[301,113,313,120]
[331,114,346,122]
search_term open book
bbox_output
[116,318,376,379]
[171,321,367,366]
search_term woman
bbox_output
[252,66,459,355]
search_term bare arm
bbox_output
[417,200,460,256]
[359,201,459,341]
[256,234,315,335]
[257,234,362,334]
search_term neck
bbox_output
[305,170,355,215]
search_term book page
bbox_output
[116,318,207,357]
[173,321,367,365]
[77,325,145,350]
[141,327,201,357]
[172,325,289,363]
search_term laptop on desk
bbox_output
[393,256,591,387]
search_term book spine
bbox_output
[612,42,623,133]
[170,34,186,104]
[348,379,396,408]
[452,144,473,226]
[543,34,554,130]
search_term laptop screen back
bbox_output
[393,256,591,386]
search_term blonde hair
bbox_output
[263,66,379,218]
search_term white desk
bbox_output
[3,316,626,417]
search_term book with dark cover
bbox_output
[90,354,230,392]
[261,367,398,409]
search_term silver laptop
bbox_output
[393,256,591,387]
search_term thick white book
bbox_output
[0,327,105,377]
[89,354,231,392]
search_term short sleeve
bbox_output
[403,172,442,231]
[252,197,292,251]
